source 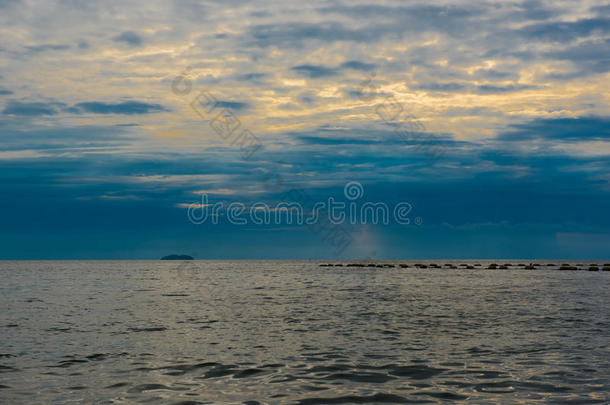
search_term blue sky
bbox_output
[0,0,609,259]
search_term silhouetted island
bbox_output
[161,254,194,260]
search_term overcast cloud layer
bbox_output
[1,0,609,259]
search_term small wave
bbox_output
[201,365,238,379]
[105,382,130,389]
[127,383,187,393]
[0,364,18,373]
[388,365,447,380]
[233,368,267,378]
[297,393,413,404]
[49,359,88,368]
[160,362,219,375]
[129,326,167,332]
[171,401,207,405]
[325,372,395,383]
[414,391,468,400]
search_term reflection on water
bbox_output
[1,261,609,404]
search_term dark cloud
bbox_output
[248,22,380,47]
[297,92,316,106]
[247,5,486,48]
[290,126,460,149]
[0,0,19,8]
[3,99,168,116]
[590,4,610,15]
[415,82,467,92]
[172,0,207,22]
[511,0,556,21]
[70,101,168,115]
[291,64,337,78]
[235,72,269,81]
[0,124,134,151]
[545,39,610,78]
[518,17,610,43]
[320,4,483,23]
[476,84,539,93]
[250,10,270,18]
[113,31,143,46]
[2,101,62,116]
[25,44,70,52]
[297,136,377,146]
[290,61,377,79]
[214,101,249,111]
[498,116,610,142]
[472,68,514,80]
[340,60,376,71]
[414,82,539,93]
[346,90,392,99]
[319,4,485,36]
[0,89,13,95]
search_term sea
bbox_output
[1,260,609,404]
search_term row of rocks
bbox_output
[319,263,610,271]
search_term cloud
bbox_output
[247,6,482,48]
[0,89,13,95]
[172,0,207,22]
[340,60,376,71]
[214,101,249,111]
[513,0,556,21]
[235,73,269,81]
[518,17,610,43]
[545,39,610,78]
[0,0,19,8]
[113,31,143,46]
[415,82,467,92]
[2,99,169,116]
[297,136,378,146]
[590,4,610,15]
[0,122,134,149]
[69,101,168,115]
[2,101,62,116]
[319,4,482,22]
[414,82,539,93]
[291,126,461,150]
[248,22,379,47]
[25,44,70,52]
[290,61,376,80]
[472,68,514,80]
[475,84,539,93]
[498,117,610,142]
[319,4,485,35]
[291,64,337,78]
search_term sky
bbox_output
[0,0,609,259]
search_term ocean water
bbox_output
[1,260,609,404]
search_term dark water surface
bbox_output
[1,261,609,404]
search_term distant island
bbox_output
[160,254,194,260]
